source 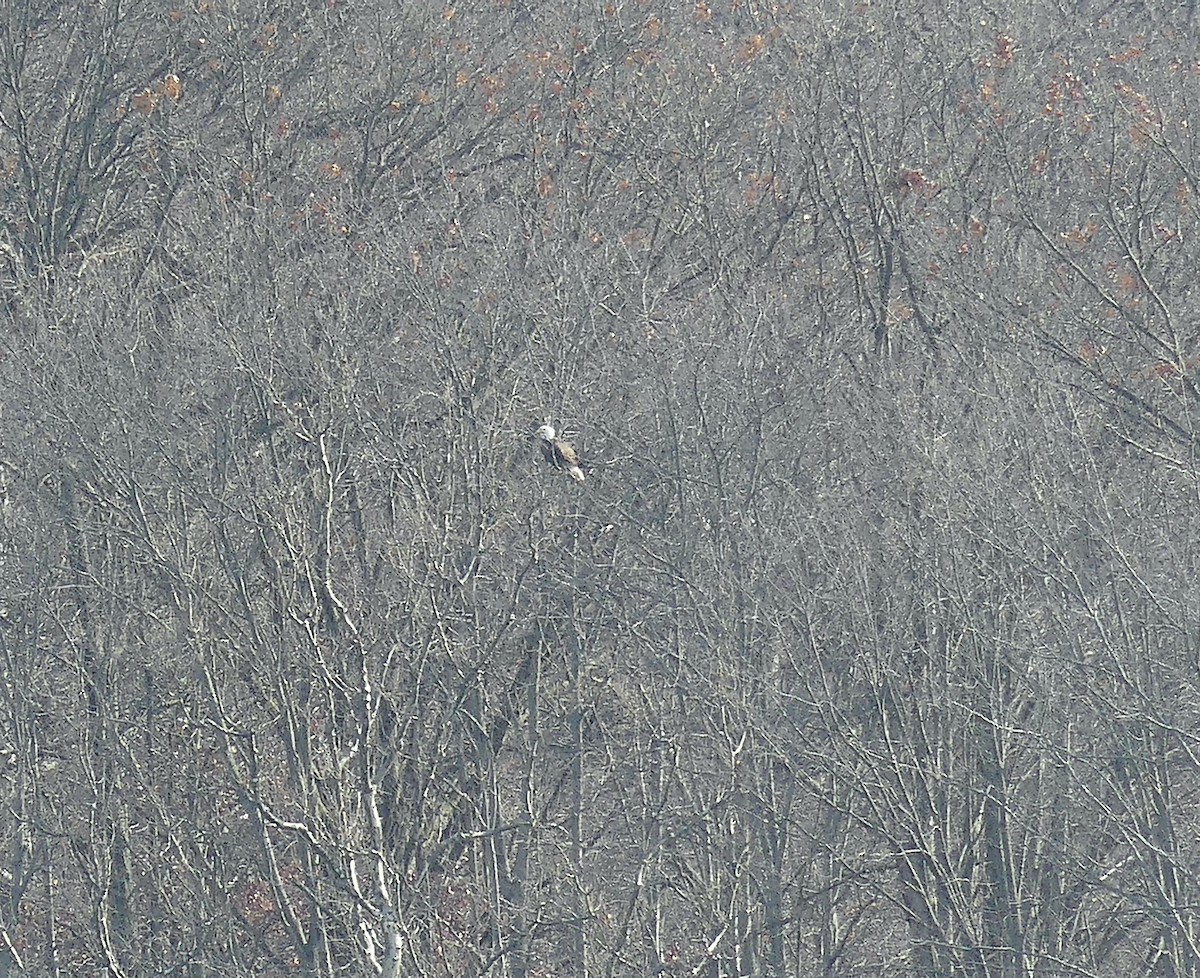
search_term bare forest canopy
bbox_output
[2,2,1199,977]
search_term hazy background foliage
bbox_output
[2,2,1200,977]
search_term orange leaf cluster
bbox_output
[1061,221,1098,250]
[1132,359,1200,391]
[742,171,778,207]
[980,33,1016,70]
[896,168,927,192]
[1111,267,1138,295]
[1043,79,1064,118]
[524,50,571,78]
[254,23,278,51]
[887,298,914,324]
[1041,72,1089,119]
[131,73,184,117]
[1108,38,1144,65]
[741,35,765,61]
[994,34,1016,68]
[624,48,658,68]
[132,90,157,117]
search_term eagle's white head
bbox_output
[536,424,556,441]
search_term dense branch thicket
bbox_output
[2,3,1199,977]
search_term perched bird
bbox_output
[536,424,585,482]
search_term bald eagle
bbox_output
[536,424,585,482]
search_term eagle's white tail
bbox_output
[567,465,585,483]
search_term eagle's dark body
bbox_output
[536,425,585,482]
